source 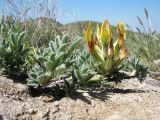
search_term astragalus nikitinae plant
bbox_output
[72,49,102,85]
[126,56,148,82]
[84,20,127,76]
[27,35,81,87]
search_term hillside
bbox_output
[25,18,118,40]
[25,17,62,28]
[60,20,118,40]
[22,17,63,46]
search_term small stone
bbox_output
[153,59,160,67]
[42,96,53,102]
[91,100,95,107]
[37,111,43,119]
[28,108,37,114]
[21,114,31,119]
[54,101,59,106]
[82,92,90,97]
[15,83,29,94]
[43,108,50,118]
[16,112,21,117]
[52,107,60,114]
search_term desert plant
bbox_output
[84,19,127,77]
[27,35,81,87]
[62,49,106,94]
[125,56,148,82]
[72,49,102,85]
[0,17,32,77]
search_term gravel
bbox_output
[0,76,160,120]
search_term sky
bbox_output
[0,0,160,31]
[57,0,160,31]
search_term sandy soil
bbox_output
[0,75,160,120]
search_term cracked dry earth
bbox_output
[0,76,160,120]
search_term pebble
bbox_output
[43,108,50,118]
[52,107,60,114]
[91,100,95,107]
[54,101,59,106]
[15,84,29,93]
[82,92,90,98]
[28,108,37,114]
[21,114,31,120]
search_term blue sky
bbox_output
[0,0,160,31]
[57,0,160,31]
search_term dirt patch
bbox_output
[0,76,160,120]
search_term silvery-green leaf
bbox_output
[49,52,55,61]
[58,43,67,53]
[37,56,48,63]
[27,80,39,87]
[67,38,81,56]
[55,63,66,73]
[10,33,17,47]
[55,52,65,64]
[29,72,37,79]
[46,61,55,71]
[61,35,68,43]
[18,31,25,45]
[37,73,52,86]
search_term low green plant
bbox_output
[27,35,81,87]
[0,17,32,77]
[72,49,101,85]
[126,56,148,82]
[84,19,127,77]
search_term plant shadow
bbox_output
[7,74,28,84]
[27,71,146,104]
[28,83,145,105]
[69,86,145,104]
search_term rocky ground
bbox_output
[0,75,160,120]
